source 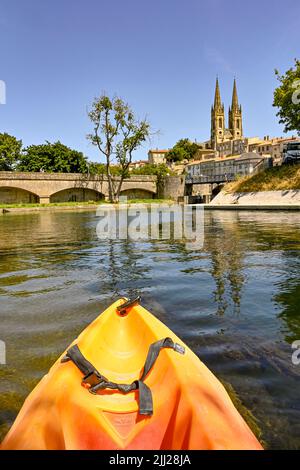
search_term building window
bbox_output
[218,118,222,128]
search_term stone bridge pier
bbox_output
[0,172,158,204]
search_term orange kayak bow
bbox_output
[1,297,263,450]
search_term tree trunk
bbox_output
[114,176,124,203]
[106,158,114,203]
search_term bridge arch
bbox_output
[50,187,105,203]
[0,186,39,204]
[119,188,155,200]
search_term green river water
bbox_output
[0,209,299,449]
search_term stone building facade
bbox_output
[148,149,168,164]
[186,153,272,181]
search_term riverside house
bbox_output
[186,153,272,183]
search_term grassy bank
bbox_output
[119,198,173,204]
[225,165,300,193]
[0,199,172,210]
[0,201,104,209]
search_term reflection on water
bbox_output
[0,209,300,449]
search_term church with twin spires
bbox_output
[210,78,243,152]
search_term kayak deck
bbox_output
[1,298,263,450]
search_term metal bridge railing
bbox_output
[185,173,236,184]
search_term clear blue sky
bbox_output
[0,0,299,162]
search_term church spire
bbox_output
[211,77,225,149]
[231,78,239,110]
[214,77,222,110]
[228,78,243,140]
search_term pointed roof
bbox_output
[213,77,222,109]
[231,78,239,110]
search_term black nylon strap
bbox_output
[62,344,108,382]
[141,337,179,381]
[89,379,138,394]
[62,337,185,416]
[138,381,153,415]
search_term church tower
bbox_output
[210,77,225,149]
[228,79,243,140]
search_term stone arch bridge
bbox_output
[0,172,157,204]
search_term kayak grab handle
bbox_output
[62,337,185,415]
[117,296,141,316]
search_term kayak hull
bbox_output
[1,299,263,450]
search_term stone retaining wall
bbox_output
[210,190,300,205]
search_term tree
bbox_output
[166,138,199,163]
[0,133,22,170]
[87,94,150,202]
[130,163,172,177]
[131,163,174,193]
[88,162,106,176]
[273,59,300,135]
[18,141,88,173]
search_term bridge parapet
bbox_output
[0,172,157,204]
[0,171,157,182]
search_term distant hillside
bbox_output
[225,165,300,193]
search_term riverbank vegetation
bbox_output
[0,201,103,209]
[225,164,300,193]
[0,133,22,170]
[0,134,89,173]
[18,141,88,173]
[0,199,172,210]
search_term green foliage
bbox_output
[0,201,105,208]
[166,138,199,163]
[0,199,171,209]
[131,163,174,193]
[0,133,22,171]
[130,163,172,177]
[166,146,186,163]
[88,162,106,175]
[89,162,173,182]
[273,59,300,134]
[18,141,88,173]
[118,198,171,204]
[89,162,122,176]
